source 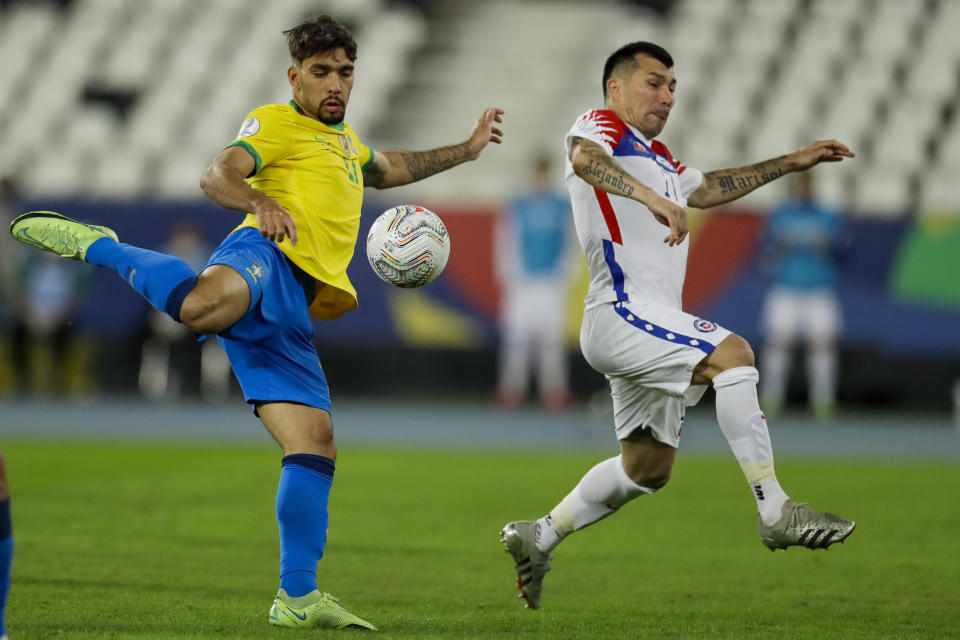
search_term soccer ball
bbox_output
[365,204,450,288]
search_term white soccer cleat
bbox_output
[758,499,855,551]
[500,520,552,609]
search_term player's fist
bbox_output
[647,193,689,247]
[252,198,298,246]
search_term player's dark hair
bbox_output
[602,42,673,98]
[284,15,357,64]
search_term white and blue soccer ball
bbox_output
[365,204,450,288]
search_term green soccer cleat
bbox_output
[10,210,118,262]
[758,499,855,551]
[268,589,377,631]
[500,520,552,609]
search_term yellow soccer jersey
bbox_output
[228,101,375,320]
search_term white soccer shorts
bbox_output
[580,300,732,447]
[762,287,841,343]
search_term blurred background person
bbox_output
[0,176,20,395]
[3,173,93,397]
[11,254,91,396]
[759,171,847,420]
[9,230,92,397]
[138,219,230,402]
[494,154,575,412]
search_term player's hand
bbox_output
[647,193,689,246]
[252,198,298,246]
[790,140,855,171]
[465,107,504,159]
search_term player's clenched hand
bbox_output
[465,107,505,159]
[790,140,855,171]
[647,193,689,246]
[252,198,298,246]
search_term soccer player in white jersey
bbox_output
[500,41,856,610]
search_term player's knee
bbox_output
[300,415,337,459]
[632,467,671,491]
[179,291,230,334]
[622,457,672,490]
[280,435,337,460]
[720,334,755,369]
[310,430,337,460]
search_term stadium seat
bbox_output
[88,149,150,199]
[918,167,960,214]
[2,0,958,218]
[852,168,914,217]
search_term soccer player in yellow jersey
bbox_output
[10,15,504,630]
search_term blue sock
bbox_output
[0,498,12,638]
[276,455,335,598]
[85,237,198,321]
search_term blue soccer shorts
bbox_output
[204,227,331,412]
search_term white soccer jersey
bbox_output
[564,109,704,310]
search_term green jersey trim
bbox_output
[360,148,375,170]
[288,100,345,131]
[228,140,263,176]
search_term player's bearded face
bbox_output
[291,48,355,125]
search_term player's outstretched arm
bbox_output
[687,140,855,209]
[201,146,299,246]
[362,107,504,189]
[570,136,688,246]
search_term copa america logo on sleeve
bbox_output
[693,318,718,332]
[237,117,260,138]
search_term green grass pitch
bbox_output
[2,439,958,639]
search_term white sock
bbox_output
[534,455,655,553]
[807,344,837,407]
[752,478,789,524]
[713,366,789,526]
[760,341,791,406]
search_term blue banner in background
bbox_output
[15,200,960,358]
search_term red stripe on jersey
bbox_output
[578,109,626,152]
[594,188,622,245]
[651,140,687,175]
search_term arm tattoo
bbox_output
[399,142,471,182]
[583,155,635,198]
[361,158,387,188]
[571,137,639,199]
[706,156,787,197]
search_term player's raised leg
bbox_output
[10,211,198,320]
[10,211,252,335]
[0,450,13,640]
[258,403,376,631]
[501,429,670,608]
[692,334,855,550]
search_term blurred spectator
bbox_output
[2,175,92,396]
[138,220,230,401]
[759,171,847,420]
[11,248,92,396]
[494,154,574,412]
[0,176,19,394]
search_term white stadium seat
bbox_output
[1,0,958,217]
